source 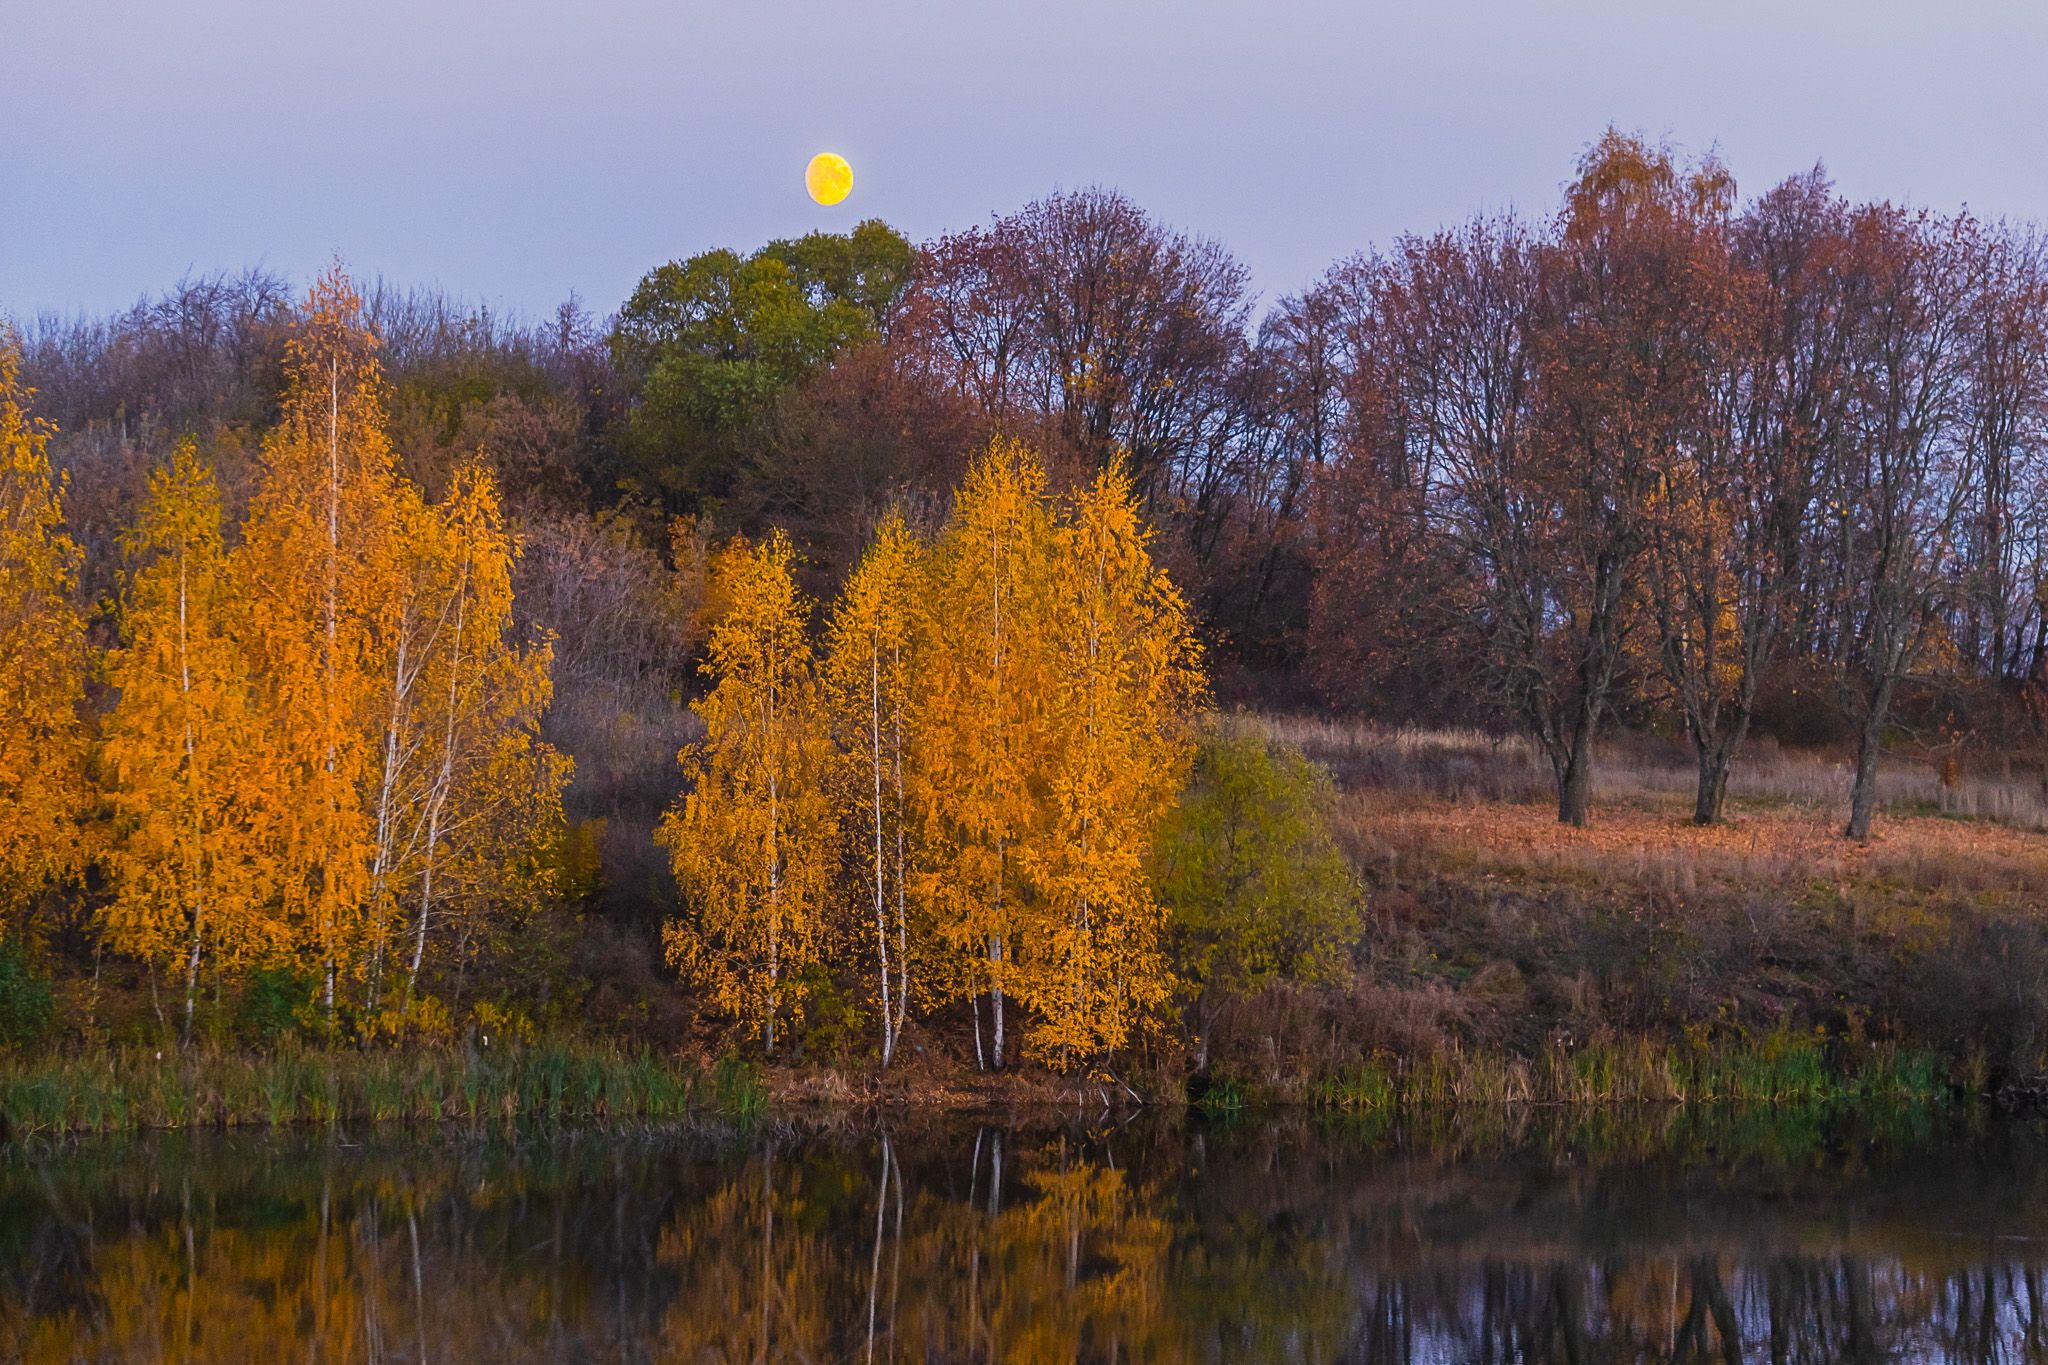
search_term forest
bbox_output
[6,129,2048,1103]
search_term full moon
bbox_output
[805,152,853,206]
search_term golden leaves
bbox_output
[661,441,1208,1065]
[0,335,89,917]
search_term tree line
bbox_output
[1308,133,2048,833]
[576,129,2048,839]
[10,124,2046,1054]
[663,443,1203,1066]
[1,274,565,1041]
[2,273,1262,1068]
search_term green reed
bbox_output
[0,1042,748,1136]
[1301,1030,1948,1114]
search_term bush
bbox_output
[232,966,319,1047]
[1152,724,1363,1066]
[0,940,55,1047]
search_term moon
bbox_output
[805,152,853,206]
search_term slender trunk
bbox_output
[890,666,909,1053]
[404,818,440,1019]
[1557,734,1594,828]
[182,935,201,1047]
[365,635,410,1012]
[869,639,893,1067]
[989,934,1005,1070]
[761,663,774,1055]
[986,515,1006,1072]
[1846,699,1888,841]
[404,558,470,1019]
[765,734,781,1058]
[971,990,985,1070]
[177,540,202,1047]
[322,359,341,1028]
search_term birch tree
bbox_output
[660,531,833,1052]
[102,442,278,1037]
[1026,463,1202,1062]
[822,512,922,1066]
[914,441,1054,1070]
[0,334,89,927]
[236,268,402,1016]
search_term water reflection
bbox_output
[4,1109,2048,1361]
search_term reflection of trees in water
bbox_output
[7,1121,2048,1361]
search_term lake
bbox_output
[4,1106,2046,1361]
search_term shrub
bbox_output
[232,966,319,1047]
[0,939,55,1047]
[1152,725,1363,1066]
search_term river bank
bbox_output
[0,1028,1962,1139]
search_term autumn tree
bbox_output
[906,190,1251,509]
[1306,248,1489,724]
[914,440,1055,1069]
[1311,217,1543,745]
[388,465,569,1018]
[821,512,923,1066]
[0,334,89,927]
[1952,225,2048,686]
[1519,132,1741,826]
[101,442,277,1036]
[1202,277,1360,670]
[661,530,834,1051]
[1613,155,1786,825]
[1024,464,1202,1062]
[1830,208,1986,840]
[235,268,403,1015]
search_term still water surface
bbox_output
[4,1108,2047,1362]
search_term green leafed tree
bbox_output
[610,221,917,506]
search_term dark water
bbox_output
[5,1107,2048,1362]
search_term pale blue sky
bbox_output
[6,0,2045,322]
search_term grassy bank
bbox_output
[0,1043,767,1137]
[1155,716,2048,1113]
[0,1030,1960,1138]
[1297,1033,1946,1111]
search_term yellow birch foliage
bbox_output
[660,530,834,1051]
[1024,464,1202,1060]
[912,440,1055,1067]
[0,336,89,921]
[360,479,439,1004]
[235,269,403,1005]
[102,442,282,1006]
[821,511,922,1065]
[394,464,568,1017]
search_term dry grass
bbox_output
[1337,792,2048,901]
[1248,713,2048,832]
[1242,713,2048,896]
[1189,715,2048,1102]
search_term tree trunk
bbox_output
[971,992,985,1070]
[1693,745,1732,826]
[988,936,1005,1070]
[182,932,201,1047]
[1846,707,1886,841]
[1557,741,1594,827]
[869,646,894,1069]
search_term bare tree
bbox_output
[1831,207,1986,840]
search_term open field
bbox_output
[1255,713,2048,832]
[1158,715,2048,1106]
